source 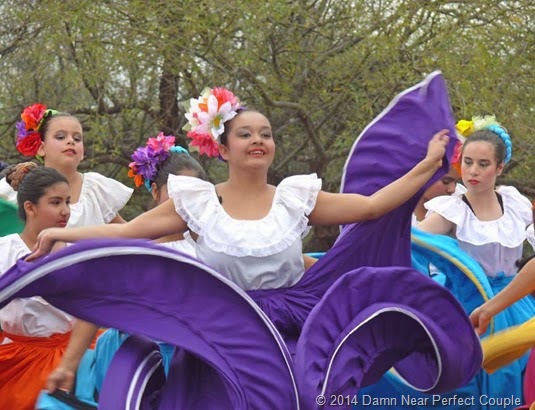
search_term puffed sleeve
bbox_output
[82,172,133,223]
[166,175,219,235]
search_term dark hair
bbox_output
[220,107,251,146]
[39,112,80,141]
[4,164,68,221]
[152,152,207,189]
[462,129,506,164]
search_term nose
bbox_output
[61,204,70,216]
[251,132,263,144]
[446,183,456,194]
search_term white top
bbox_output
[0,172,133,227]
[161,231,196,257]
[0,234,75,337]
[424,186,533,278]
[412,183,467,226]
[167,174,322,290]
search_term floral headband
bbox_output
[183,87,242,157]
[455,115,512,164]
[16,103,58,157]
[128,132,189,192]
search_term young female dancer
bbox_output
[0,103,132,225]
[0,164,73,409]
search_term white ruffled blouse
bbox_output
[0,172,133,227]
[424,186,533,278]
[0,234,75,337]
[167,174,322,290]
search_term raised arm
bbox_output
[470,257,535,335]
[309,130,449,226]
[27,199,185,261]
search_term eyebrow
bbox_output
[48,196,70,201]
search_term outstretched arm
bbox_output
[470,257,535,335]
[27,199,185,261]
[309,130,449,226]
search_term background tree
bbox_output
[1,0,533,250]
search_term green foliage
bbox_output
[1,0,533,248]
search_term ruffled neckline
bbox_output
[424,186,532,248]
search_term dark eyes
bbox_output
[55,133,83,142]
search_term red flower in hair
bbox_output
[21,103,47,131]
[16,132,42,157]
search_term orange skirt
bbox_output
[0,332,71,410]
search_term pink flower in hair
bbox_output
[187,131,220,158]
[146,132,175,152]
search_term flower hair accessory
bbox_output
[455,115,512,164]
[450,140,463,176]
[183,87,242,157]
[16,103,59,157]
[128,132,189,192]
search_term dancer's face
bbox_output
[461,141,503,192]
[219,111,275,169]
[38,117,84,169]
[24,182,71,229]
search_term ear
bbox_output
[151,183,159,201]
[496,162,505,176]
[218,143,230,161]
[36,140,45,157]
[23,200,37,219]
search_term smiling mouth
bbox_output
[248,151,265,155]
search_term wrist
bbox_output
[419,157,440,173]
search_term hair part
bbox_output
[3,164,68,221]
[152,152,207,188]
[462,129,506,164]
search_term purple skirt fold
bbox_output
[99,335,165,410]
[294,267,482,409]
[0,239,299,410]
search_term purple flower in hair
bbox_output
[16,121,29,141]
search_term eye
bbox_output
[239,132,251,138]
[261,132,272,138]
[74,135,83,142]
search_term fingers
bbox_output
[25,250,42,262]
[46,369,74,393]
